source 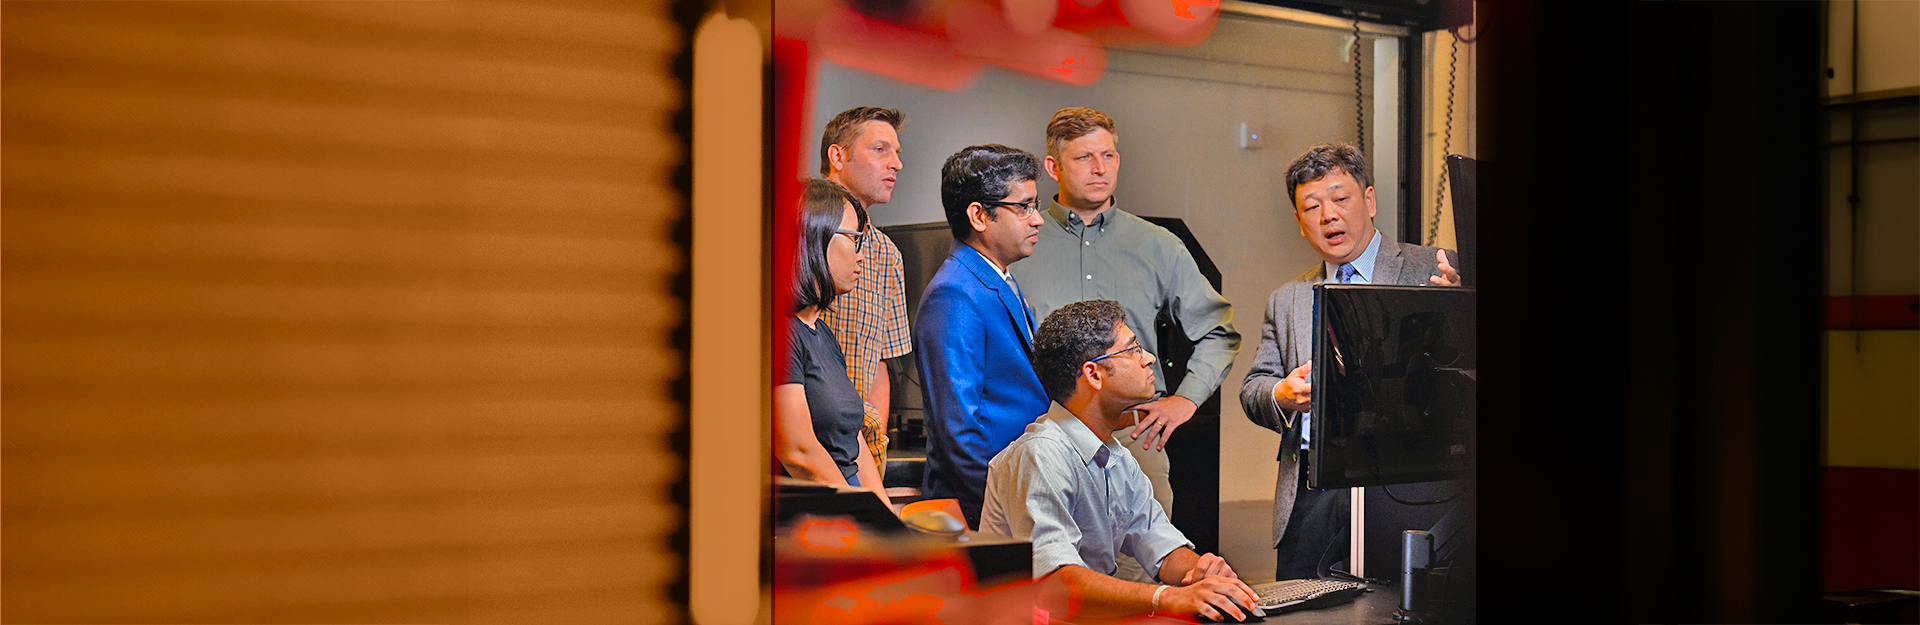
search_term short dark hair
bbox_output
[939,144,1039,240]
[819,107,905,176]
[1045,107,1117,158]
[793,178,866,313]
[1031,300,1129,404]
[1283,142,1372,209]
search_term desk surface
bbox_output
[1125,584,1402,625]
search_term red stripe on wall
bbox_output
[1825,295,1920,330]
[1822,466,1920,591]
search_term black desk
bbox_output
[1097,584,1403,625]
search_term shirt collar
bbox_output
[1048,196,1114,235]
[959,240,1013,281]
[1324,229,1383,283]
[1043,402,1121,468]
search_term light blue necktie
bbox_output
[1336,263,1357,284]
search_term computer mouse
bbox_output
[1199,595,1266,623]
[901,509,966,537]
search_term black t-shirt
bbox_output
[780,316,864,483]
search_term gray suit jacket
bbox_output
[1239,237,1458,547]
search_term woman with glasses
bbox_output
[774,178,893,511]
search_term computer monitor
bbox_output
[1446,154,1477,288]
[774,476,908,533]
[1307,284,1475,490]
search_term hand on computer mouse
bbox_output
[1161,575,1263,622]
[1196,596,1269,623]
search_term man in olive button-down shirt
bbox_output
[1010,107,1241,565]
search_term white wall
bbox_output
[809,13,1397,503]
[1826,0,1920,99]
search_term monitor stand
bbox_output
[1349,487,1366,578]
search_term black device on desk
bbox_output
[773,477,1032,587]
[774,476,906,533]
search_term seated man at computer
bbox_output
[981,300,1261,622]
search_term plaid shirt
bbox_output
[821,224,911,462]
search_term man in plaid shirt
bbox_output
[819,107,912,480]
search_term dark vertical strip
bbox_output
[1400,32,1424,246]
[1630,3,1824,622]
[1848,1,1862,348]
[762,28,781,608]
[1625,7,1690,621]
[1480,1,1825,623]
[1735,5,1826,621]
[1475,0,1629,621]
[669,0,705,622]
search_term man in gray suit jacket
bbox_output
[1240,143,1459,580]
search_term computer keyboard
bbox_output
[1248,578,1368,612]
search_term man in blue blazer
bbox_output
[915,144,1052,528]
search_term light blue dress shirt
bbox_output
[980,402,1194,580]
[1321,229,1383,286]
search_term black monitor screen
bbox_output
[1309,284,1475,489]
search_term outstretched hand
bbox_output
[1430,249,1460,286]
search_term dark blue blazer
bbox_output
[914,241,1051,528]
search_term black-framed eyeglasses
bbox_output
[981,199,1041,218]
[834,228,866,252]
[1087,340,1148,366]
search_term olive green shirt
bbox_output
[1009,198,1240,406]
